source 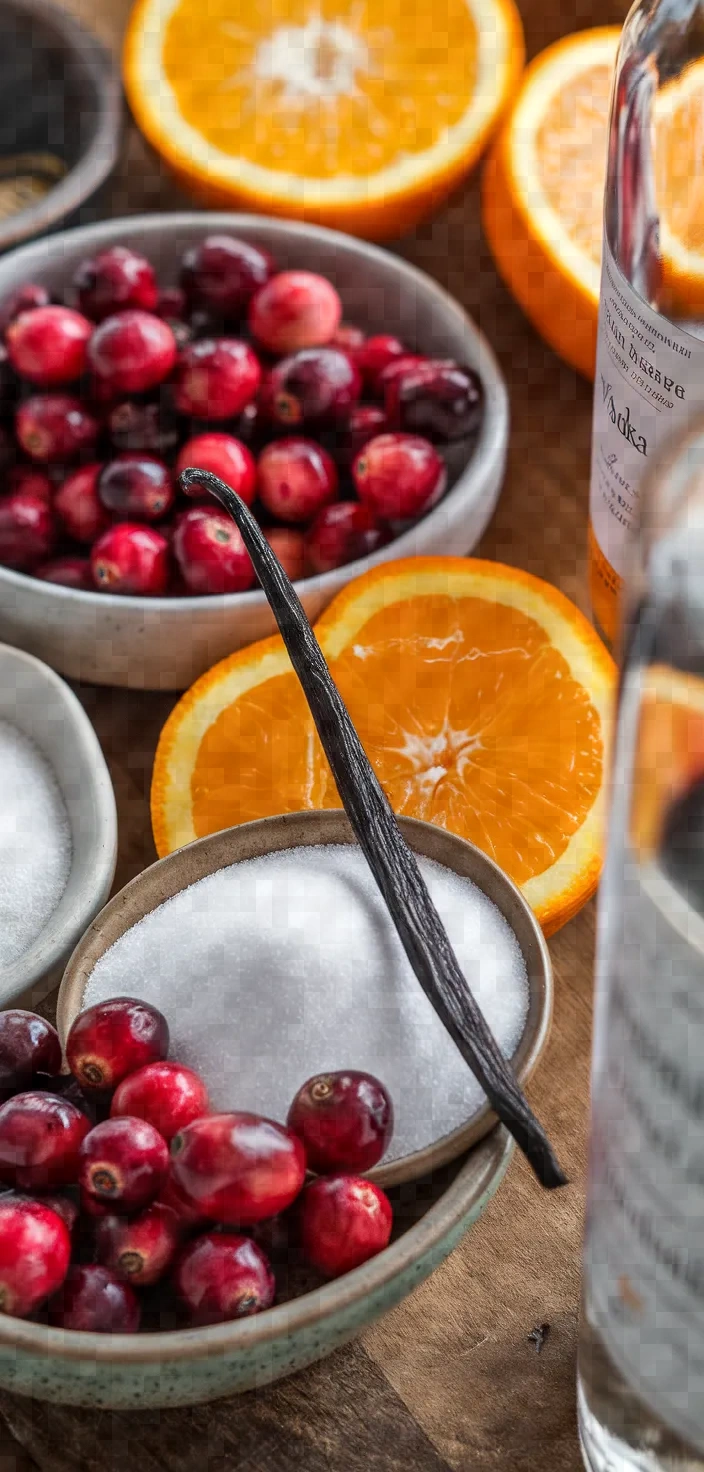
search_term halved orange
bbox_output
[655,59,704,317]
[152,557,616,935]
[631,665,704,861]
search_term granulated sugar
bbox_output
[84,844,529,1161]
[0,721,72,967]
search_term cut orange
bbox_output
[655,59,704,317]
[631,665,704,861]
[152,557,616,935]
[123,0,524,240]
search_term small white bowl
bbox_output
[0,643,117,1005]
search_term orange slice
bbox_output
[123,0,524,240]
[655,59,704,317]
[152,557,616,935]
[631,665,704,861]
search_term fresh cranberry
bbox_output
[0,486,55,569]
[353,433,446,521]
[0,1011,61,1097]
[79,1185,110,1219]
[181,236,275,320]
[174,1231,275,1325]
[111,1061,209,1142]
[95,1201,180,1287]
[0,1092,89,1189]
[288,1071,393,1174]
[305,502,389,574]
[172,339,261,420]
[0,1197,70,1317]
[88,310,177,395]
[49,1264,140,1332]
[299,1175,392,1277]
[0,283,50,334]
[74,247,158,322]
[262,348,361,429]
[331,324,365,353]
[54,463,109,544]
[338,404,387,466]
[173,508,255,595]
[384,359,484,443]
[16,394,99,463]
[98,454,174,523]
[156,286,187,321]
[249,271,341,355]
[158,1168,210,1228]
[42,1192,80,1235]
[91,523,170,596]
[170,1112,306,1225]
[66,996,170,1092]
[8,466,52,501]
[257,437,338,524]
[356,335,407,394]
[107,398,180,456]
[36,557,93,590]
[263,527,306,582]
[6,306,92,386]
[79,1116,169,1213]
[176,433,256,505]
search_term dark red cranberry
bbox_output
[87,310,177,395]
[98,454,174,523]
[111,1061,209,1142]
[232,400,262,446]
[0,1092,89,1189]
[384,359,484,443]
[0,283,50,334]
[0,486,55,569]
[174,1231,275,1325]
[8,466,52,501]
[79,1116,169,1213]
[257,437,338,523]
[79,1185,111,1219]
[95,1201,180,1286]
[0,344,19,419]
[172,339,261,420]
[74,246,158,321]
[249,271,341,354]
[156,286,187,321]
[305,502,389,574]
[0,1197,70,1317]
[356,335,407,394]
[331,324,365,353]
[181,236,275,320]
[299,1175,392,1277]
[377,354,427,393]
[16,394,99,463]
[42,1192,80,1235]
[288,1070,393,1173]
[35,557,93,590]
[173,507,255,595]
[338,404,387,466]
[6,306,92,386]
[262,348,361,429]
[170,1112,307,1225]
[54,463,109,544]
[158,1168,210,1228]
[91,523,170,596]
[353,433,446,520]
[263,527,306,582]
[66,996,170,1092]
[176,433,256,505]
[0,1011,61,1096]
[107,398,180,456]
[49,1264,140,1332]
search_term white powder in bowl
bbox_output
[0,720,72,967]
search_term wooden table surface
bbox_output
[0,0,628,1462]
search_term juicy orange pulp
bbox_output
[534,61,611,270]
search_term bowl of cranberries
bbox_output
[0,213,508,690]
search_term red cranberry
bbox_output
[111,1061,209,1142]
[172,339,261,420]
[173,508,255,595]
[74,246,158,321]
[36,557,93,590]
[98,454,174,523]
[79,1116,169,1213]
[257,437,338,524]
[156,286,187,321]
[232,399,262,446]
[353,433,446,520]
[0,1011,61,1096]
[331,324,365,353]
[91,523,170,596]
[0,283,50,334]
[6,306,92,386]
[0,1092,89,1189]
[305,502,389,575]
[174,1231,275,1325]
[8,466,52,501]
[88,310,177,395]
[79,1185,111,1219]
[0,1197,70,1317]
[107,398,180,456]
[95,1201,180,1287]
[16,394,99,463]
[384,359,484,443]
[158,1168,210,1228]
[299,1175,392,1277]
[377,354,427,393]
[66,996,170,1092]
[181,236,275,319]
[249,271,341,355]
[263,348,361,429]
[49,1265,140,1332]
[54,463,109,544]
[339,404,387,466]
[288,1070,393,1174]
[356,335,407,394]
[170,1112,306,1225]
[176,433,256,505]
[42,1192,80,1235]
[0,486,55,569]
[263,527,306,582]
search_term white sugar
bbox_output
[0,720,72,967]
[84,845,529,1162]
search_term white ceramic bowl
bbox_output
[0,643,117,1004]
[0,213,509,690]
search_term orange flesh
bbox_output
[655,75,704,256]
[535,61,612,267]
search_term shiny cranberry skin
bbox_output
[339,404,387,466]
[16,394,99,463]
[176,433,256,505]
[263,527,306,582]
[300,1175,392,1277]
[79,1116,169,1213]
[6,305,92,386]
[74,246,158,322]
[107,398,180,456]
[0,1092,89,1189]
[257,437,338,524]
[49,1264,140,1332]
[0,283,50,333]
[36,557,93,590]
[95,1201,180,1287]
[66,996,170,1092]
[173,507,255,595]
[156,286,187,321]
[174,1231,275,1325]
[173,338,261,420]
[98,454,174,523]
[0,1012,61,1097]
[305,501,389,575]
[384,360,484,443]
[42,1192,80,1235]
[356,335,407,394]
[181,236,275,320]
[0,1197,70,1317]
[263,348,361,429]
[331,324,365,353]
[91,523,170,596]
[249,270,341,355]
[288,1070,393,1174]
[88,310,177,395]
[111,1061,209,1143]
[353,433,446,521]
[171,1112,307,1226]
[158,1168,210,1228]
[54,463,109,544]
[0,486,55,569]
